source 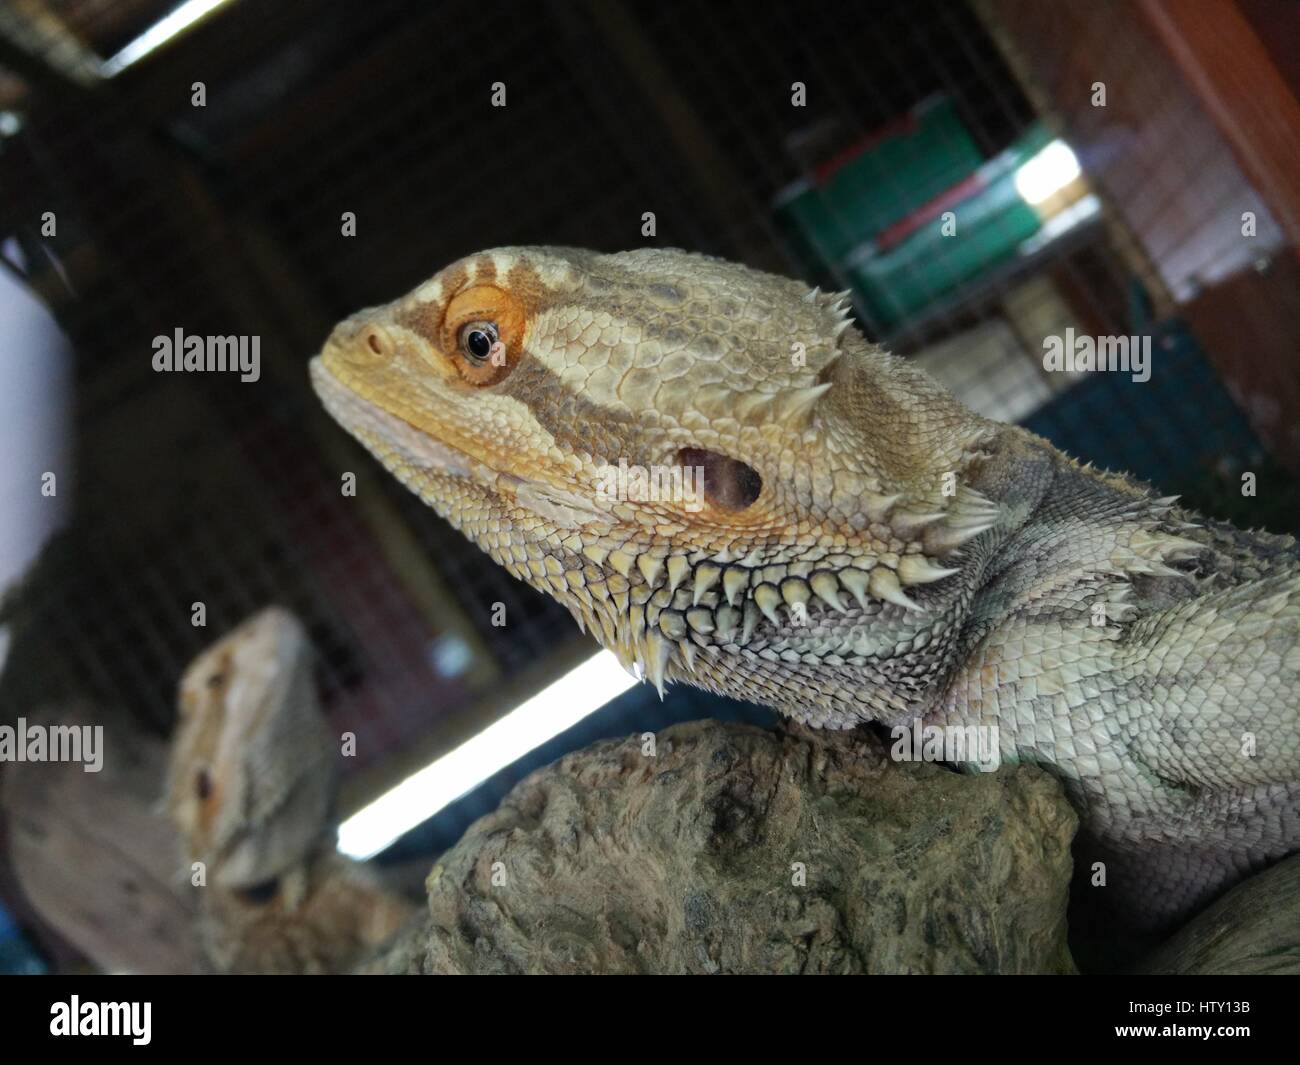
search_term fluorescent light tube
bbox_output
[1014,139,1082,206]
[337,649,638,859]
[100,0,235,77]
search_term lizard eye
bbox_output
[442,285,524,385]
[458,321,498,363]
[237,878,281,905]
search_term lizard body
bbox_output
[310,247,1299,932]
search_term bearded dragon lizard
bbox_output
[310,247,1299,934]
[168,607,415,972]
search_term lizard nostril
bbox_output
[364,327,391,357]
[334,322,394,366]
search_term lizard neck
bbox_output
[564,426,1070,730]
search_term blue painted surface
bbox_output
[0,900,47,975]
[1022,319,1263,492]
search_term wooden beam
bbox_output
[1140,0,1300,251]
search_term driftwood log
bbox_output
[3,703,208,973]
[393,720,1080,975]
[3,697,414,974]
[1137,853,1300,975]
[9,695,1294,974]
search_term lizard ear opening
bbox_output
[677,447,762,510]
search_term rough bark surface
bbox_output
[395,720,1079,974]
[3,703,209,973]
[1137,853,1300,975]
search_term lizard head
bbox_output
[311,247,1005,724]
[168,607,336,888]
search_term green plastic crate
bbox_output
[846,123,1054,328]
[774,96,984,271]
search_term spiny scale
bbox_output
[596,531,965,696]
[595,476,1186,700]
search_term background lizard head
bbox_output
[168,607,336,889]
[311,247,1005,722]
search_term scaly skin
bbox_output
[310,247,1299,933]
[169,608,415,972]
[169,607,334,887]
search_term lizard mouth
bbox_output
[309,356,519,490]
[310,357,615,529]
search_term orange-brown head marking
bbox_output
[438,283,528,386]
